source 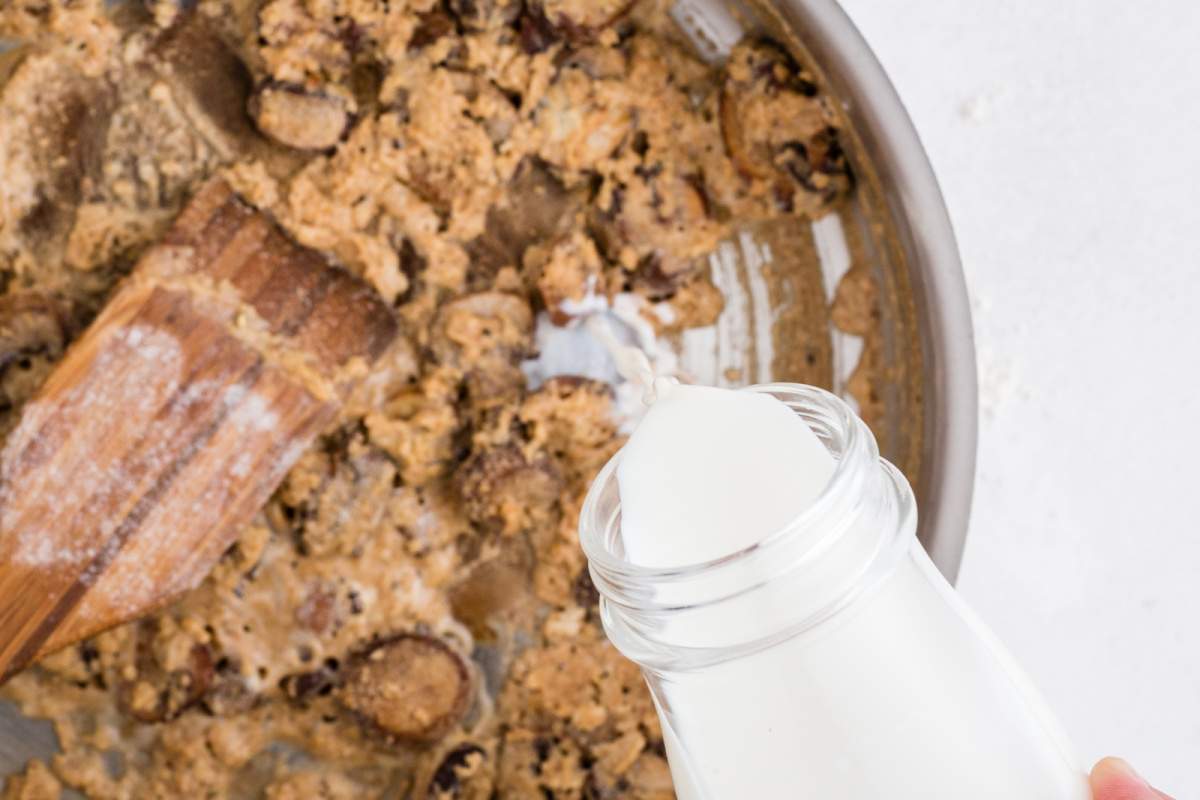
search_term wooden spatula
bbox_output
[0,179,398,680]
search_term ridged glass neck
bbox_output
[579,384,917,672]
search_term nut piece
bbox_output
[250,83,350,151]
[338,635,472,743]
[458,445,564,536]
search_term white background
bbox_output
[836,0,1200,794]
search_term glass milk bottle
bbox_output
[579,384,1090,799]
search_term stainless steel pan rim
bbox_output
[766,0,978,581]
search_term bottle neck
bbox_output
[579,384,917,672]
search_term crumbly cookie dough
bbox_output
[0,1,852,797]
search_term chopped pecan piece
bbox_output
[338,635,472,743]
[250,82,351,151]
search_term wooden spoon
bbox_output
[0,179,397,680]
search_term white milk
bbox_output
[586,383,1090,799]
[617,381,835,567]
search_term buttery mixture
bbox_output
[0,0,853,796]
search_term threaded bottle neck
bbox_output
[579,384,917,671]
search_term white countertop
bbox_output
[837,0,1200,794]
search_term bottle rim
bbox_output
[578,383,918,668]
[580,383,874,585]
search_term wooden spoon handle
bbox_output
[0,180,397,679]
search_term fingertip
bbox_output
[1092,757,1133,780]
[1090,758,1174,800]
